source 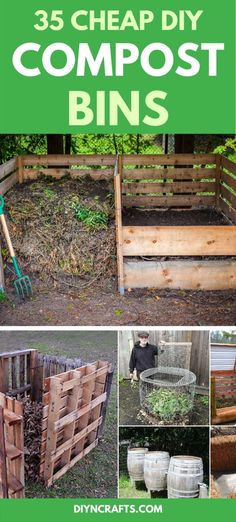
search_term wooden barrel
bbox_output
[127,448,148,481]
[167,456,203,498]
[144,451,170,491]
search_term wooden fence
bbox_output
[0,349,85,402]
[119,330,209,391]
[0,393,24,498]
[40,360,112,486]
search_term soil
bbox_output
[122,208,229,226]
[0,280,235,326]
[119,381,209,426]
[1,179,235,326]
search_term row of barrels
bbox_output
[127,448,206,498]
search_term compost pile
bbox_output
[22,398,43,480]
[4,177,116,288]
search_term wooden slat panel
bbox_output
[23,155,116,166]
[23,168,113,181]
[122,226,236,256]
[123,168,216,180]
[0,172,17,195]
[123,260,236,290]
[0,159,17,181]
[122,181,215,194]
[122,154,216,165]
[122,195,215,208]
[221,171,236,192]
[219,197,236,224]
[221,185,236,209]
[221,156,236,175]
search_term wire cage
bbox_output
[140,366,196,421]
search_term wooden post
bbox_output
[17,156,24,184]
[30,350,43,402]
[0,406,8,498]
[44,377,62,486]
[211,377,217,421]
[0,356,9,394]
[114,154,125,295]
[215,154,222,209]
[97,368,114,440]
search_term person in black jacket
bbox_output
[129,332,163,381]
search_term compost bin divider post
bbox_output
[17,156,24,184]
[114,154,125,295]
[0,406,8,498]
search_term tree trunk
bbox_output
[174,135,195,154]
[47,135,64,155]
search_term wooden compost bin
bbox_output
[0,153,236,292]
[114,154,236,293]
[0,349,113,497]
[211,368,236,424]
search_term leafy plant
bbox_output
[73,203,108,230]
[147,388,193,420]
[200,395,209,406]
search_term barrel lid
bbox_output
[145,451,169,458]
[128,448,148,453]
[171,455,202,461]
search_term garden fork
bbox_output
[0,195,33,300]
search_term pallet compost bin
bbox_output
[0,349,113,498]
[0,153,235,292]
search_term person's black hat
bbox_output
[138,331,149,338]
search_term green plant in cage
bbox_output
[147,388,193,420]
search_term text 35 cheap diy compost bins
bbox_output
[0,349,113,498]
[0,153,235,293]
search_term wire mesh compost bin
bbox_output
[0,349,113,497]
[140,367,196,421]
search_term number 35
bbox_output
[34,10,64,31]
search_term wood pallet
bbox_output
[211,374,236,424]
[40,360,112,487]
[0,394,25,498]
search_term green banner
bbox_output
[0,0,235,133]
[1,499,236,521]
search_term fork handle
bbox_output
[0,214,15,258]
